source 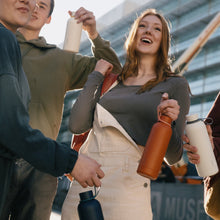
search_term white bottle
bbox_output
[185,114,219,177]
[63,12,82,53]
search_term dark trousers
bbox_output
[0,159,57,220]
[0,157,13,217]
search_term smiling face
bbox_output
[121,9,172,89]
[125,9,171,64]
[0,0,36,32]
[23,0,51,31]
[135,15,162,57]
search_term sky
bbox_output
[40,0,125,45]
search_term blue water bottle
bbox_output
[77,187,104,220]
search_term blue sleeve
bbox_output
[0,27,20,76]
[0,26,78,177]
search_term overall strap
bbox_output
[66,73,118,181]
[72,72,119,152]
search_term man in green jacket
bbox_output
[0,0,105,219]
[1,0,122,220]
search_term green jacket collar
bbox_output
[16,31,56,49]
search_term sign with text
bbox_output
[151,183,213,220]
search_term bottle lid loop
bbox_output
[157,108,171,127]
[204,117,213,125]
[186,116,213,125]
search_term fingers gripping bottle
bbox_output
[137,111,172,180]
[63,12,82,52]
[185,114,218,177]
[77,188,104,220]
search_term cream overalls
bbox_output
[62,103,153,220]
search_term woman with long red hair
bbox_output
[62,8,190,220]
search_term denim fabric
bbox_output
[0,159,57,220]
[0,157,13,217]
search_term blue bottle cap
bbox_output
[79,190,93,201]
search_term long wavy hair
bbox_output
[119,9,175,93]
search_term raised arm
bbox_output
[67,7,121,90]
[69,60,113,134]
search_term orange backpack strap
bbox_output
[71,131,90,152]
[101,72,119,95]
[71,72,119,152]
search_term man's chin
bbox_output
[24,19,36,27]
[30,16,38,22]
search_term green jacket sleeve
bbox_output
[68,35,122,90]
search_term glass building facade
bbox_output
[57,0,220,145]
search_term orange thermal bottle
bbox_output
[137,113,172,180]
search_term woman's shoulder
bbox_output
[163,76,190,98]
[166,75,189,87]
